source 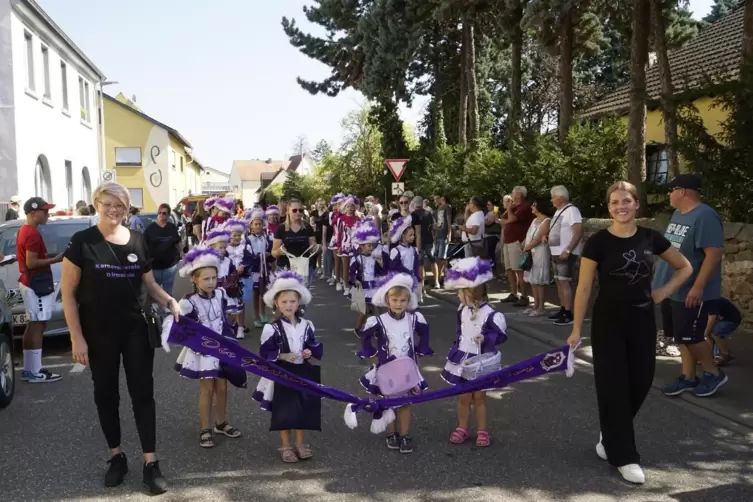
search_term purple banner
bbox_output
[168,317,576,432]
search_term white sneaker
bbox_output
[236,327,245,340]
[596,433,607,461]
[336,283,343,292]
[343,287,350,296]
[617,464,645,484]
[327,278,336,285]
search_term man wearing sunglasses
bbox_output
[143,203,181,297]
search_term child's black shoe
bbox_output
[399,435,414,454]
[386,432,400,450]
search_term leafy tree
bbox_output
[627,0,650,209]
[703,0,742,23]
[291,135,310,157]
[281,171,304,200]
[311,139,332,162]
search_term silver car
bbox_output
[0,216,90,337]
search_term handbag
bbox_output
[519,220,541,272]
[460,312,502,380]
[104,241,162,349]
[374,315,421,397]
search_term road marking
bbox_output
[69,363,86,373]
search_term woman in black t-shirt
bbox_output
[272,198,317,286]
[567,181,691,485]
[60,183,180,495]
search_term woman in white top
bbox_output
[461,197,485,258]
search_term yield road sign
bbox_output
[386,159,408,182]
[391,182,405,196]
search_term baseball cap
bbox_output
[666,174,701,192]
[24,197,55,213]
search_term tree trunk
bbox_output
[651,0,680,179]
[465,20,479,146]
[458,22,468,148]
[510,20,523,141]
[628,0,650,209]
[432,95,447,149]
[742,0,753,67]
[558,9,574,141]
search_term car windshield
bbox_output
[139,213,158,228]
[0,221,89,256]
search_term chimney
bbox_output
[647,52,657,68]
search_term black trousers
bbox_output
[591,301,656,467]
[85,320,157,453]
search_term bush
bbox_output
[406,118,628,217]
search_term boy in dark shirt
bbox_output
[704,297,742,366]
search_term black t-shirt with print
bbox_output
[64,226,152,331]
[411,208,434,248]
[582,227,671,306]
[274,223,315,269]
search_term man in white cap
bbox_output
[6,195,21,221]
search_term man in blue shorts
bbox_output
[653,174,728,398]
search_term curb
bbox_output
[425,290,753,432]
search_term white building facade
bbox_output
[0,0,104,212]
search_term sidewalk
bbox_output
[425,275,753,430]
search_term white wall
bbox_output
[203,167,230,184]
[241,180,260,207]
[11,5,100,210]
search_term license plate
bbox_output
[13,313,28,325]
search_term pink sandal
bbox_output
[476,430,491,447]
[450,427,469,444]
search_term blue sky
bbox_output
[38,0,715,173]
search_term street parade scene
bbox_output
[2,1,753,502]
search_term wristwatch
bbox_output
[563,249,571,255]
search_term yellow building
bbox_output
[581,5,743,185]
[103,93,203,212]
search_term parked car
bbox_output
[0,216,90,337]
[0,278,14,408]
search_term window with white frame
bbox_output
[78,77,86,120]
[41,46,50,98]
[128,188,144,208]
[25,31,34,90]
[115,147,142,166]
[171,150,176,170]
[179,155,184,173]
[61,62,68,110]
[84,81,91,122]
[81,167,92,203]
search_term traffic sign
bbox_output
[386,159,408,182]
[391,182,405,196]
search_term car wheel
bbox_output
[0,330,14,408]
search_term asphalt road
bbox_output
[2,274,753,501]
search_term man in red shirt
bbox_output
[500,186,534,307]
[17,197,63,383]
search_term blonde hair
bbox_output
[606,181,638,202]
[461,284,488,305]
[284,198,303,232]
[93,182,131,209]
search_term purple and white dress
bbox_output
[252,317,324,411]
[389,244,420,279]
[357,312,434,397]
[216,255,243,315]
[348,249,387,304]
[441,303,507,385]
[245,232,273,290]
[174,288,247,387]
